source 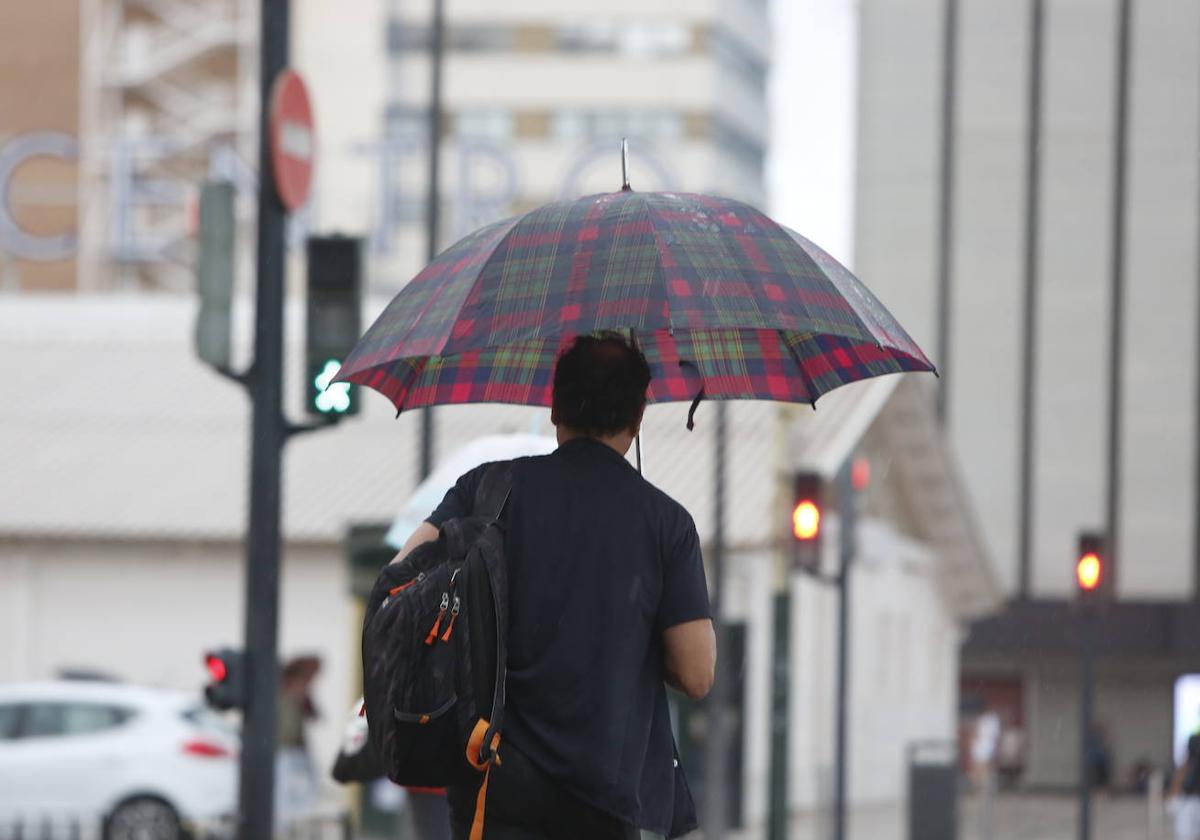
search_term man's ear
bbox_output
[550,405,559,427]
[630,405,646,437]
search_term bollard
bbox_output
[980,766,996,840]
[1147,768,1164,840]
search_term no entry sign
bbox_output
[269,69,315,212]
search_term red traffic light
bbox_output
[1076,552,1102,592]
[206,654,228,683]
[792,500,821,541]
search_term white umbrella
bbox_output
[384,433,558,548]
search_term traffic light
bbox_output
[306,235,363,418]
[194,181,236,371]
[791,472,823,574]
[203,648,246,711]
[1075,532,1111,605]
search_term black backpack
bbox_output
[361,463,511,790]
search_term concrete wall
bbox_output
[855,0,1200,600]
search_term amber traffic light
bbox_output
[791,473,823,574]
[1075,532,1110,605]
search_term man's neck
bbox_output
[556,427,634,457]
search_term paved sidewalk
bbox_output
[960,793,1155,840]
[723,792,1158,840]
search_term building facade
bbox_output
[854,0,1200,787]
[300,0,769,296]
[2,0,767,294]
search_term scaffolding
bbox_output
[78,0,257,290]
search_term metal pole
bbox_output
[238,0,288,836]
[1105,0,1132,593]
[833,462,854,840]
[934,0,959,423]
[1078,609,1096,840]
[703,401,729,837]
[1193,9,1200,603]
[1017,0,1045,600]
[419,0,446,481]
[767,588,791,840]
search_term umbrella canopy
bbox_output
[336,190,934,414]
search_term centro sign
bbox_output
[0,131,78,262]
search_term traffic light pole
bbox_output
[1078,607,1096,840]
[833,461,855,840]
[239,0,289,837]
[418,0,446,481]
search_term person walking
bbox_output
[276,655,321,826]
[1169,733,1200,840]
[390,333,716,839]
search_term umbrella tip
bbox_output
[621,137,631,192]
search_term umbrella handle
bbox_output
[628,323,643,474]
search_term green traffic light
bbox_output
[313,359,352,414]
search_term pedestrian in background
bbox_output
[1169,733,1200,840]
[277,655,321,826]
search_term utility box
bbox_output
[908,740,958,840]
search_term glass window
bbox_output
[551,110,685,142]
[711,118,766,174]
[710,29,767,92]
[455,25,514,52]
[23,703,128,738]
[556,21,617,53]
[0,704,21,740]
[388,22,514,53]
[618,21,690,57]
[385,104,427,141]
[457,110,514,140]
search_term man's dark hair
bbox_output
[552,333,652,437]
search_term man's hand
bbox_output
[663,618,716,700]
[389,521,439,566]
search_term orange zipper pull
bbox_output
[441,596,461,642]
[425,593,450,645]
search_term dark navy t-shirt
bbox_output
[426,437,710,837]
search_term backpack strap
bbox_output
[473,461,513,522]
[474,462,511,744]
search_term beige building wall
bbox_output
[0,0,80,291]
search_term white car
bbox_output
[0,680,238,839]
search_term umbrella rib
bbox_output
[433,213,528,357]
[779,329,820,410]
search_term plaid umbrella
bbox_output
[335,190,934,418]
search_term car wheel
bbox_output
[105,797,182,840]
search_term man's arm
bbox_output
[388,521,439,566]
[389,464,491,566]
[663,618,716,700]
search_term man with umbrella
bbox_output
[337,166,934,836]
[390,332,715,839]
